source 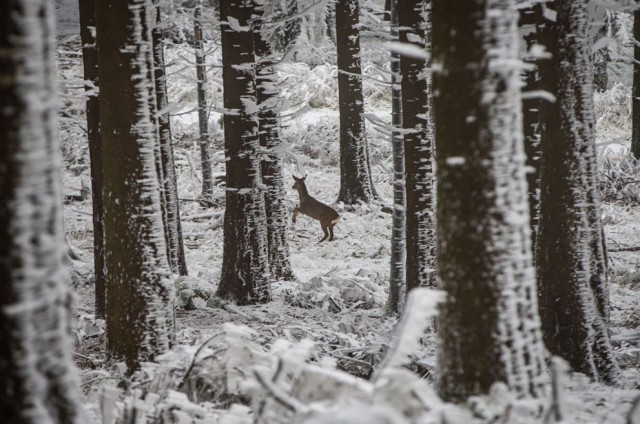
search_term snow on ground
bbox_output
[55,32,640,423]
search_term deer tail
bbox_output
[331,216,340,225]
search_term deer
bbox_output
[291,175,340,242]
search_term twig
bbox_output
[178,333,223,388]
[609,246,640,252]
[254,368,308,414]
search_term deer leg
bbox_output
[319,225,329,243]
[292,207,299,223]
[329,224,335,241]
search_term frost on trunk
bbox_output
[194,3,215,203]
[95,0,175,371]
[254,3,295,281]
[631,5,640,160]
[432,0,548,402]
[519,3,543,254]
[153,4,188,276]
[336,0,378,204]
[0,0,83,421]
[78,0,106,318]
[536,0,620,384]
[399,0,436,292]
[216,0,271,304]
[385,0,406,315]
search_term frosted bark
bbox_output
[399,0,437,292]
[78,0,106,317]
[385,0,406,315]
[0,0,83,421]
[536,0,620,384]
[631,5,640,159]
[96,0,176,371]
[216,0,271,304]
[153,4,188,276]
[194,3,215,204]
[433,0,548,402]
[336,0,378,204]
[254,3,295,281]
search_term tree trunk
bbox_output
[216,0,271,304]
[0,0,83,420]
[336,0,378,204]
[632,3,640,159]
[254,3,295,281]
[78,0,106,318]
[195,3,215,204]
[399,0,436,293]
[433,0,548,402]
[153,5,188,276]
[385,0,405,315]
[536,0,620,384]
[96,0,175,371]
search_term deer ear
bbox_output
[302,174,307,181]
[293,175,299,182]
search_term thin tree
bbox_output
[399,0,436,292]
[194,2,215,203]
[384,0,405,315]
[216,0,271,304]
[96,0,175,371]
[254,2,295,281]
[336,0,378,204]
[153,4,188,276]
[433,0,548,401]
[78,0,106,317]
[0,0,83,420]
[632,3,640,159]
[536,0,620,384]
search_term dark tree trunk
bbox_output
[0,0,83,420]
[433,0,548,402]
[536,0,620,384]
[78,0,106,318]
[632,3,640,159]
[96,0,175,371]
[216,0,271,304]
[194,4,215,203]
[254,3,295,281]
[385,0,405,315]
[399,0,436,293]
[336,0,378,204]
[153,6,188,276]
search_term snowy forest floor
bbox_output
[56,34,640,423]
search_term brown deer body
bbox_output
[292,175,340,242]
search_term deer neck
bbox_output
[296,184,311,201]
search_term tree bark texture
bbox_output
[535,0,620,384]
[385,0,405,315]
[0,0,84,420]
[216,0,271,304]
[433,0,548,402]
[194,4,215,203]
[96,0,175,371]
[153,5,188,276]
[336,0,378,204]
[78,0,107,318]
[254,3,295,281]
[399,0,436,292]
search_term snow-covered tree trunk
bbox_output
[194,3,215,204]
[254,3,295,281]
[216,0,271,304]
[78,0,106,318]
[632,4,640,160]
[536,0,620,384]
[385,0,406,315]
[433,0,548,402]
[153,5,188,276]
[399,0,436,292]
[95,0,176,371]
[336,0,378,204]
[0,0,83,420]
